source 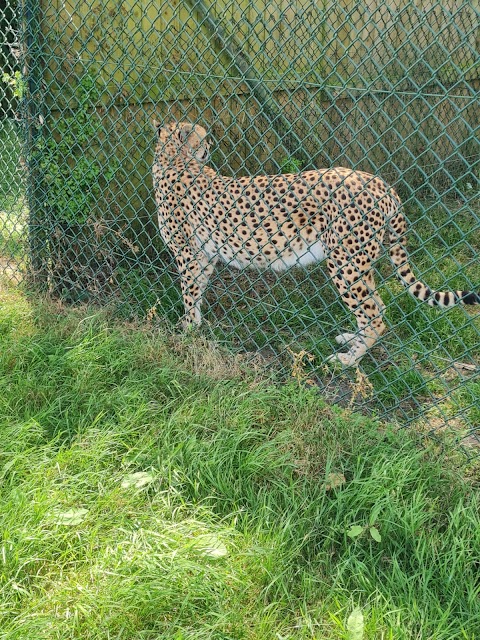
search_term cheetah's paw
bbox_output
[327,352,359,367]
[335,332,356,346]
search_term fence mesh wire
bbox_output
[1,0,479,456]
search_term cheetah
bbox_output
[152,120,479,366]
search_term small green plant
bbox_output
[346,503,383,542]
[346,523,382,542]
[280,155,304,174]
[346,608,365,640]
[2,70,26,99]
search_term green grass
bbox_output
[1,281,480,639]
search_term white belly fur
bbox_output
[271,240,326,271]
[196,234,327,272]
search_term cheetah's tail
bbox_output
[388,208,480,307]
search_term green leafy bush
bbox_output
[35,73,117,224]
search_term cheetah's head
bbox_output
[154,121,210,163]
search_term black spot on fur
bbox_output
[461,291,480,305]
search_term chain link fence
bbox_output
[1,1,479,456]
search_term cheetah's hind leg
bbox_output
[327,250,386,366]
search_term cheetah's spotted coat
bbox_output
[153,121,479,365]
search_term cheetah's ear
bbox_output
[152,118,164,137]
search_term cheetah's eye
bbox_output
[179,124,194,142]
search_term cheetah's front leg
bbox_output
[175,248,217,327]
[327,249,386,366]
